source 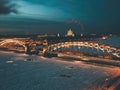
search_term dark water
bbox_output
[96,36,120,48]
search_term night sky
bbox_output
[0,0,120,34]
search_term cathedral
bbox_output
[66,29,75,37]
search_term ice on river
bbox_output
[0,51,119,90]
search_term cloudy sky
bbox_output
[0,0,120,34]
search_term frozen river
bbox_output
[95,35,120,48]
[0,51,119,90]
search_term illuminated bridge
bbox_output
[47,41,120,59]
[0,38,120,59]
[0,38,31,53]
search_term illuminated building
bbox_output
[57,33,60,37]
[66,29,75,37]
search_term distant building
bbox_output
[57,33,60,37]
[66,29,75,37]
[80,33,83,37]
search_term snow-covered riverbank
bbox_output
[0,51,120,90]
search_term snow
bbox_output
[0,51,119,90]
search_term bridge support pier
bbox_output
[25,44,31,54]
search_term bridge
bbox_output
[0,38,120,59]
[0,38,33,53]
[47,41,120,59]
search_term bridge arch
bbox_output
[48,41,120,58]
[0,39,27,52]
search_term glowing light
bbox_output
[49,41,120,58]
[0,39,27,52]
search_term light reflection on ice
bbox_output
[74,61,81,64]
[6,60,14,63]
[0,51,14,54]
[0,50,119,90]
[16,53,29,57]
[11,57,26,61]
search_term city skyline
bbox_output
[0,0,120,34]
[0,1,120,89]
